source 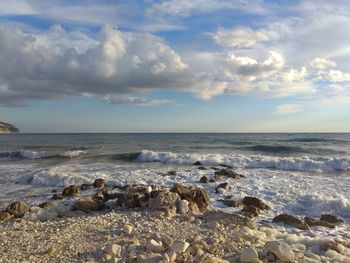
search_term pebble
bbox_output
[240,246,259,263]
[123,223,134,234]
[169,241,190,253]
[137,253,163,263]
[104,244,121,257]
[146,239,164,253]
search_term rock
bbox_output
[240,247,259,263]
[215,182,229,193]
[321,240,343,253]
[320,214,344,224]
[242,196,269,210]
[202,255,230,263]
[0,211,12,221]
[73,197,104,212]
[104,244,121,257]
[38,201,54,209]
[137,253,163,263]
[264,241,294,262]
[51,194,63,200]
[241,205,260,218]
[198,166,207,170]
[152,206,177,218]
[123,223,134,234]
[6,201,30,218]
[117,192,147,208]
[146,239,164,253]
[169,242,190,253]
[178,200,190,214]
[93,178,106,188]
[272,214,310,230]
[188,202,201,215]
[62,185,80,197]
[200,176,210,183]
[209,178,216,183]
[304,216,335,229]
[219,199,240,207]
[214,169,242,179]
[148,191,181,210]
[193,161,202,166]
[80,183,91,190]
[210,167,220,171]
[165,251,177,262]
[167,170,177,176]
[182,188,210,210]
[171,183,192,196]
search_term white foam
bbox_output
[137,150,350,172]
[62,150,87,158]
[20,149,52,159]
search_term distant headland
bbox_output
[0,121,20,133]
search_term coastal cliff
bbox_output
[0,121,20,133]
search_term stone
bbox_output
[264,241,294,262]
[73,197,104,212]
[241,205,260,218]
[304,216,335,229]
[198,166,207,170]
[51,194,63,200]
[104,244,121,257]
[215,182,229,193]
[167,170,177,176]
[80,183,91,190]
[200,176,210,183]
[202,256,230,263]
[62,185,80,197]
[193,161,202,166]
[152,206,177,218]
[117,192,147,208]
[242,196,269,210]
[273,214,310,230]
[137,253,163,263]
[321,241,343,253]
[178,199,190,214]
[182,188,210,210]
[146,239,164,253]
[219,199,240,207]
[214,169,242,179]
[0,211,11,221]
[123,223,134,234]
[93,178,106,188]
[320,214,344,224]
[169,242,190,253]
[148,191,181,210]
[38,201,54,209]
[189,202,201,215]
[240,247,259,263]
[6,201,30,218]
[171,183,192,196]
[165,251,177,262]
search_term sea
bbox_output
[1,133,349,237]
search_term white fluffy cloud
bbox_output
[272,104,303,115]
[0,24,189,106]
[213,28,269,48]
[310,58,336,69]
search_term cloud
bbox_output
[213,27,269,48]
[88,94,172,106]
[310,58,336,69]
[0,24,190,106]
[272,104,303,115]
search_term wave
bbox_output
[0,149,87,160]
[283,137,348,143]
[241,145,304,154]
[136,150,350,172]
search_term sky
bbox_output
[0,0,350,132]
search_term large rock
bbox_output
[242,196,269,210]
[241,205,260,218]
[93,178,106,188]
[73,197,105,212]
[200,176,210,183]
[240,247,259,263]
[214,169,243,179]
[62,185,80,197]
[264,241,294,262]
[6,201,30,218]
[148,191,181,210]
[272,214,309,230]
[304,216,335,229]
[0,211,12,221]
[215,182,229,193]
[0,121,20,133]
[171,183,192,197]
[117,192,147,209]
[182,188,210,210]
[320,214,344,224]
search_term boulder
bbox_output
[264,241,294,262]
[51,194,63,200]
[219,199,240,207]
[0,211,12,221]
[188,202,201,215]
[93,178,106,188]
[193,161,202,166]
[167,170,177,176]
[171,183,193,197]
[241,205,260,218]
[304,216,335,229]
[182,188,210,210]
[6,201,30,218]
[38,201,54,209]
[148,191,181,210]
[200,176,210,183]
[242,196,269,210]
[240,247,259,263]
[272,214,309,230]
[320,214,344,224]
[215,182,229,193]
[62,185,80,197]
[117,192,147,209]
[214,169,243,179]
[178,199,190,214]
[73,197,104,212]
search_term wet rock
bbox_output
[304,216,335,229]
[38,201,54,209]
[241,205,260,218]
[73,197,104,212]
[320,214,344,224]
[62,185,80,197]
[200,176,210,183]
[167,170,177,176]
[0,211,12,221]
[51,194,63,200]
[93,178,106,188]
[215,182,229,193]
[240,247,259,263]
[198,166,207,170]
[182,188,210,210]
[6,201,30,218]
[210,167,220,171]
[215,169,243,179]
[148,191,181,210]
[272,214,309,230]
[80,183,91,190]
[193,161,202,166]
[137,253,163,263]
[209,178,216,183]
[242,196,269,210]
[178,199,190,214]
[264,241,294,262]
[219,199,240,207]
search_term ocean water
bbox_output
[1,133,350,236]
